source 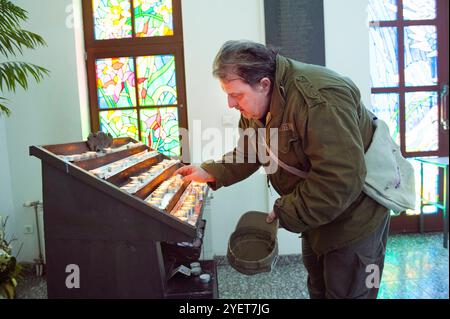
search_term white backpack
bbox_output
[362,117,416,214]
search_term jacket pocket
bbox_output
[347,252,383,299]
[278,130,298,154]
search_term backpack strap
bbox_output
[247,127,310,179]
[263,140,309,179]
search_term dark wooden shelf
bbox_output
[164,260,218,299]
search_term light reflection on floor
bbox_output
[217,233,449,299]
[377,233,449,299]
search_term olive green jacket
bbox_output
[201,55,389,255]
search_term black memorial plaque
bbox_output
[265,0,326,66]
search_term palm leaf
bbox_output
[0,28,47,57]
[0,97,11,116]
[0,0,27,31]
[0,0,49,117]
[0,62,49,92]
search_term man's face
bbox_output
[220,78,271,120]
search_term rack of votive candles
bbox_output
[170,182,208,226]
[101,141,145,154]
[89,150,158,179]
[60,151,99,162]
[120,159,180,194]
[145,174,185,210]
[58,142,146,162]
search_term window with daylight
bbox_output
[82,0,187,157]
[368,0,449,219]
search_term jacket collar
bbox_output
[267,55,289,128]
[248,55,289,130]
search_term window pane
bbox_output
[134,0,174,37]
[136,55,177,106]
[405,92,438,152]
[96,57,136,109]
[100,109,139,140]
[403,0,436,20]
[140,107,180,156]
[93,0,132,40]
[408,159,439,215]
[404,26,438,87]
[369,27,399,87]
[370,94,400,145]
[368,0,397,21]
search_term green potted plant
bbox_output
[1,0,49,298]
[0,0,49,116]
[0,216,23,299]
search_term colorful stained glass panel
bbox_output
[405,91,438,152]
[134,0,174,37]
[93,0,132,40]
[407,159,439,215]
[136,55,177,106]
[370,94,400,145]
[100,109,139,140]
[370,27,399,88]
[140,107,180,156]
[404,26,438,87]
[96,57,136,109]
[403,0,436,20]
[368,0,397,22]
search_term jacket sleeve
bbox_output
[274,87,367,233]
[200,117,262,190]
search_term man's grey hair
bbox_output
[213,40,278,88]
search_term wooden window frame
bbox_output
[81,0,188,157]
[370,0,449,234]
[370,0,449,158]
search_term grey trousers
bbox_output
[302,213,390,299]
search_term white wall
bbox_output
[3,0,87,262]
[0,117,15,253]
[182,0,270,257]
[324,0,371,105]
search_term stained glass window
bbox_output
[368,0,397,22]
[370,94,400,145]
[85,0,186,158]
[96,57,136,108]
[140,107,180,156]
[370,27,399,88]
[405,91,438,152]
[403,0,436,20]
[136,55,177,106]
[368,0,444,220]
[99,109,139,141]
[134,0,174,37]
[404,26,438,87]
[93,0,132,40]
[96,54,181,157]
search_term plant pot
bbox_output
[1,282,16,299]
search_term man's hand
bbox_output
[174,165,216,183]
[266,210,278,224]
